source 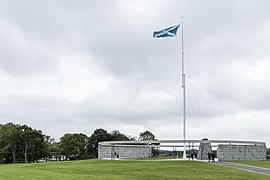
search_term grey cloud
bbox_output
[0,0,270,145]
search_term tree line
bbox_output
[0,122,156,164]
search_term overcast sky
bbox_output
[0,0,269,146]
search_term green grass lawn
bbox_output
[229,160,270,169]
[0,159,269,179]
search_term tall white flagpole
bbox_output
[181,17,187,159]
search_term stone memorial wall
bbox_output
[98,145,151,159]
[217,144,266,161]
[98,140,266,160]
[197,139,212,160]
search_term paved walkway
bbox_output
[216,161,270,176]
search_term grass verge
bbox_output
[0,159,269,179]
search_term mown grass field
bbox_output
[0,159,269,179]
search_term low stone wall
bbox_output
[217,144,266,161]
[98,145,151,159]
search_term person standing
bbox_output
[207,153,211,162]
[211,153,215,162]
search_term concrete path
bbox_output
[216,161,270,176]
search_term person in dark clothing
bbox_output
[191,152,194,160]
[207,153,211,162]
[211,153,215,162]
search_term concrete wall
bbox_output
[217,144,266,161]
[98,145,151,159]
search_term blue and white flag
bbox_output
[153,24,180,38]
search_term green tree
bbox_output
[110,130,130,141]
[139,130,156,141]
[60,133,88,160]
[51,141,62,161]
[0,123,21,163]
[0,123,48,163]
[20,125,45,163]
[88,129,111,158]
[42,136,55,162]
[28,131,46,162]
[74,133,88,160]
[139,130,159,157]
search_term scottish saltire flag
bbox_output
[153,24,180,38]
